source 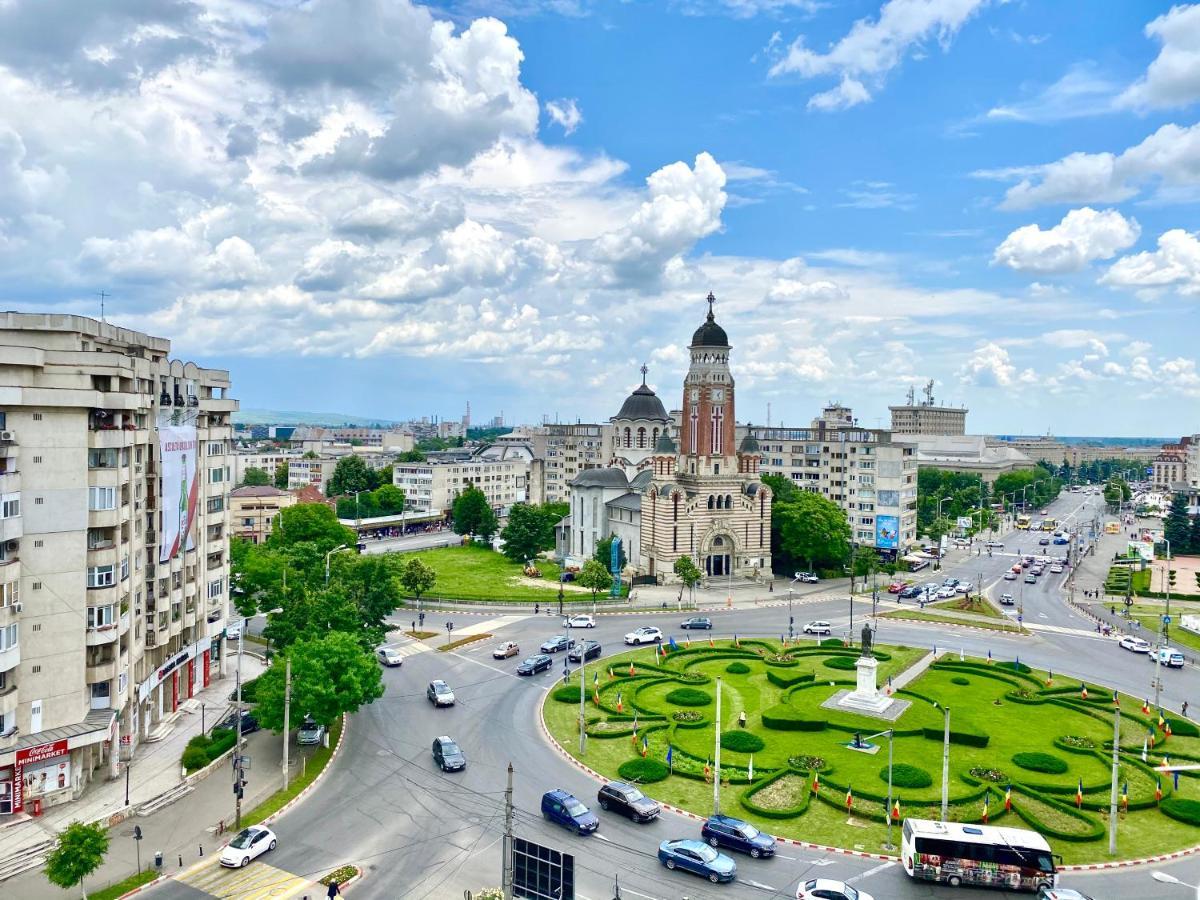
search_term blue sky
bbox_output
[1,0,1199,435]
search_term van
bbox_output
[1149,648,1185,668]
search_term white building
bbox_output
[394,459,528,517]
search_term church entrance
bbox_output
[704,535,731,577]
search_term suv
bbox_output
[597,781,661,822]
[427,680,456,707]
[794,572,819,584]
[1149,647,1185,668]
[624,627,663,645]
[568,640,602,663]
[701,814,776,858]
[999,593,1015,606]
[432,735,466,772]
[297,717,324,746]
[541,789,598,834]
[803,621,831,635]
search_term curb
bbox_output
[877,613,1030,638]
[117,875,168,898]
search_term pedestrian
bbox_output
[738,711,747,728]
[1184,701,1190,719]
[327,879,341,898]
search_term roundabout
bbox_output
[543,637,1200,865]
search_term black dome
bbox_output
[615,384,669,422]
[691,292,729,347]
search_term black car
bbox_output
[597,781,661,823]
[432,735,466,772]
[567,640,601,663]
[540,635,576,654]
[216,709,259,734]
[899,585,922,599]
[517,654,554,675]
[681,617,713,630]
[1038,536,1051,545]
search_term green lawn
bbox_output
[881,609,1026,633]
[931,597,1005,619]
[403,545,623,604]
[90,869,159,900]
[544,641,1200,864]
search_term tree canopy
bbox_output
[500,503,559,562]
[266,503,356,554]
[593,534,628,572]
[577,558,612,600]
[396,449,426,462]
[273,461,289,489]
[1164,492,1195,554]
[451,486,498,541]
[772,489,852,573]
[335,483,406,519]
[240,467,270,487]
[253,631,384,731]
[399,556,437,602]
[326,455,376,497]
[44,821,108,898]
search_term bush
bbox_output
[885,763,933,789]
[725,662,751,675]
[1012,752,1068,774]
[553,685,581,703]
[182,743,210,772]
[1167,717,1200,738]
[822,656,858,671]
[819,638,846,648]
[208,728,237,760]
[721,731,765,753]
[1161,797,1200,826]
[762,704,826,731]
[617,758,670,784]
[766,669,813,689]
[240,675,260,705]
[998,660,1032,674]
[922,726,988,748]
[182,728,236,772]
[665,687,711,707]
[950,676,970,686]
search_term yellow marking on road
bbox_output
[177,857,309,899]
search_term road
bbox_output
[151,489,1200,900]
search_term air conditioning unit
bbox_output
[11,602,20,612]
[0,431,12,442]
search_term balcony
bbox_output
[88,507,118,529]
[0,515,21,543]
[0,642,19,673]
[85,653,118,684]
[86,623,118,646]
[0,682,17,721]
[89,428,132,450]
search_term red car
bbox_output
[886,581,907,594]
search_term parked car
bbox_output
[492,641,520,659]
[624,626,663,645]
[899,585,922,599]
[956,582,973,595]
[225,620,244,641]
[431,735,466,772]
[701,814,776,858]
[886,581,906,594]
[297,717,324,746]
[219,825,277,868]
[942,578,960,588]
[376,647,403,667]
[216,709,259,734]
[541,789,598,834]
[681,616,713,630]
[1119,635,1151,653]
[517,654,554,675]
[796,878,874,900]
[568,640,602,663]
[999,593,1015,606]
[803,621,832,636]
[1050,564,1064,573]
[427,680,455,706]
[540,635,576,653]
[794,572,819,584]
[597,781,660,822]
[1149,647,1185,668]
[564,614,595,628]
[935,586,958,599]
[985,541,1004,549]
[658,839,736,884]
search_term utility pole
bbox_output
[713,676,722,816]
[940,706,950,820]
[234,626,244,829]
[502,762,514,900]
[282,655,292,790]
[1109,707,1120,856]
[578,651,586,756]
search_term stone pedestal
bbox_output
[838,657,896,715]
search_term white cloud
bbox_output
[1102,228,1200,296]
[992,207,1140,274]
[807,77,871,111]
[1118,4,1200,110]
[981,63,1118,124]
[545,98,582,134]
[957,341,1036,387]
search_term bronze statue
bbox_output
[860,622,873,658]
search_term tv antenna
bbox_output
[97,290,110,322]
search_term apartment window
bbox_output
[0,624,17,650]
[32,455,41,464]
[207,497,224,513]
[89,487,116,510]
[86,605,115,628]
[120,557,129,581]
[0,582,15,607]
[207,441,224,456]
[209,467,225,484]
[0,495,18,519]
[207,578,223,599]
[88,448,118,468]
[87,565,115,588]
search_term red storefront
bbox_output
[13,739,70,815]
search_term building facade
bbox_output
[393,459,528,518]
[229,486,296,544]
[286,456,335,493]
[889,382,968,436]
[0,313,235,818]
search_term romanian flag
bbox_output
[812,771,820,794]
[1075,779,1083,808]
[1156,777,1163,803]
[891,798,901,821]
[1149,727,1156,749]
[593,687,600,705]
[1165,720,1173,737]
[629,661,636,676]
[845,785,853,810]
[1121,781,1129,810]
[1142,698,1150,715]
[1046,669,1053,686]
[641,735,648,758]
[1113,690,1120,707]
[982,791,990,824]
[1004,784,1012,811]
[684,634,691,649]
[708,636,715,648]
[615,692,623,713]
[656,643,664,660]
[1080,685,1088,700]
[734,634,741,648]
[704,759,712,783]
[608,666,614,679]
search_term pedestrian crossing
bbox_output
[176,857,310,899]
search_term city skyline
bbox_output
[1,1,1199,433]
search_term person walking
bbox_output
[1184,701,1190,719]
[327,879,341,898]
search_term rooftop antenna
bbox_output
[923,378,935,406]
[906,384,915,406]
[97,290,110,322]
[767,401,771,429]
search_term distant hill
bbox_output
[234,409,400,427]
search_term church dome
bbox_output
[615,368,669,422]
[691,292,729,347]
[654,430,677,454]
[738,431,760,454]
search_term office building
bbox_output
[393,459,528,518]
[889,381,968,436]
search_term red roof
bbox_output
[292,485,332,506]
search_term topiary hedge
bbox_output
[766,669,813,689]
[553,685,581,703]
[885,763,933,789]
[1167,717,1200,738]
[617,758,670,784]
[740,770,812,819]
[665,687,712,706]
[1012,751,1068,774]
[762,703,826,731]
[822,656,858,671]
[950,676,970,686]
[1161,797,1200,827]
[725,662,751,675]
[921,726,988,748]
[721,731,765,753]
[182,727,237,772]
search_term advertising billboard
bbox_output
[159,416,199,563]
[956,516,973,530]
[1127,540,1153,562]
[875,514,900,550]
[877,489,899,507]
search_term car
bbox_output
[1119,635,1151,653]
[794,572,819,583]
[225,620,244,641]
[216,709,259,734]
[432,735,466,771]
[376,647,403,667]
[999,593,1015,605]
[886,581,906,594]
[702,814,776,858]
[658,838,736,884]
[1050,564,1064,573]
[492,641,520,659]
[624,626,663,645]
[797,878,874,900]
[1012,563,1023,574]
[922,582,941,593]
[597,781,661,822]
[1025,573,1037,584]
[517,654,554,675]
[1031,566,1045,576]
[935,586,958,599]
[985,541,1004,549]
[1053,536,1070,545]
[1040,510,1048,515]
[1036,889,1094,900]
[942,577,960,588]
[1003,571,1017,581]
[803,621,832,635]
[681,616,713,629]
[1039,537,1051,545]
[568,639,602,662]
[219,825,277,868]
[541,789,598,834]
[1149,647,1185,668]
[564,614,595,628]
[540,635,576,653]
[956,581,973,595]
[427,680,455,706]
[297,717,324,746]
[1021,558,1032,568]
[899,585,922,599]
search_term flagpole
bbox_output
[579,651,586,756]
[940,706,950,821]
[713,676,722,816]
[884,729,895,851]
[1109,706,1120,855]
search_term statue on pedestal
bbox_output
[860,622,874,659]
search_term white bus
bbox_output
[901,818,1059,893]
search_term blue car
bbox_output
[701,814,776,858]
[1053,536,1070,545]
[658,839,736,884]
[541,789,598,835]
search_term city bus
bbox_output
[1015,515,1031,530]
[1040,518,1057,532]
[901,818,1058,893]
[1105,521,1120,534]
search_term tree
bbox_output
[577,558,613,605]
[373,484,405,516]
[673,556,702,603]
[500,503,552,562]
[326,455,375,498]
[240,467,270,487]
[761,473,800,503]
[253,631,384,731]
[927,516,954,544]
[273,461,289,489]
[399,557,437,605]
[773,491,851,572]
[45,821,108,899]
[1165,492,1192,554]
[451,486,498,541]
[374,465,394,489]
[331,554,404,648]
[266,503,356,554]
[593,534,628,571]
[396,449,426,462]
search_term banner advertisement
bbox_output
[875,515,900,550]
[158,417,199,563]
[1127,540,1153,562]
[956,516,973,530]
[14,739,70,813]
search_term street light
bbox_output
[866,729,896,850]
[1152,871,1200,900]
[324,544,350,586]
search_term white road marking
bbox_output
[742,878,778,891]
[846,860,896,884]
[618,890,662,900]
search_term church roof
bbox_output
[738,431,760,454]
[629,469,654,491]
[571,467,630,489]
[606,492,642,512]
[615,383,669,423]
[691,292,729,347]
[654,430,677,453]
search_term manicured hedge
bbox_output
[1160,797,1200,827]
[950,676,970,686]
[725,662,751,675]
[822,656,858,671]
[617,758,670,784]
[1167,717,1200,738]
[762,703,826,731]
[885,763,933,789]
[721,731,765,753]
[1010,787,1105,842]
[1012,752,1068,774]
[182,727,237,772]
[766,669,813,689]
[740,770,812,819]
[921,726,989,748]
[553,685,581,703]
[665,687,712,706]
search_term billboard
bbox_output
[1127,540,1153,562]
[159,416,199,562]
[875,514,900,550]
[956,516,973,530]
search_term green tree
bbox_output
[266,503,356,554]
[773,491,852,572]
[593,534,628,571]
[673,556,702,603]
[1164,492,1193,554]
[326,455,375,498]
[273,461,289,489]
[761,473,800,503]
[399,556,437,605]
[926,515,954,544]
[330,554,404,647]
[336,492,379,520]
[253,631,384,731]
[373,484,406,515]
[451,486,498,541]
[44,821,108,899]
[240,467,270,487]
[374,465,394,489]
[396,449,426,462]
[303,450,319,459]
[577,557,613,605]
[500,503,553,562]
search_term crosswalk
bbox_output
[382,614,532,659]
[176,857,310,899]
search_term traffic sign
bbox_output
[1163,615,1172,625]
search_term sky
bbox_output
[1,1,1199,436]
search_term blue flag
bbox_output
[666,744,673,771]
[669,636,679,651]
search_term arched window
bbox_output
[726,494,733,509]
[707,496,715,510]
[637,427,646,448]
[673,494,680,521]
[652,428,659,446]
[624,427,631,448]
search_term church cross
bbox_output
[640,363,648,385]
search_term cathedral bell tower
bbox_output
[679,293,736,475]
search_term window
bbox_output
[0,495,18,518]
[0,623,17,650]
[210,467,225,484]
[32,412,42,421]
[207,497,224,513]
[207,579,223,599]
[87,565,115,588]
[120,557,129,581]
[89,487,116,510]
[88,448,118,468]
[0,582,16,608]
[207,441,224,455]
[32,455,41,464]
[86,605,115,628]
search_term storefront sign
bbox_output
[13,739,70,814]
[138,636,211,703]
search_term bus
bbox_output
[1105,521,1120,534]
[901,818,1058,893]
[1040,518,1057,532]
[1015,515,1031,530]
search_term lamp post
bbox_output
[867,728,896,850]
[324,544,350,586]
[557,573,565,617]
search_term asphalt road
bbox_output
[152,490,1200,900]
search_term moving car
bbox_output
[899,585,922,599]
[1036,888,1095,900]
[432,735,466,771]
[220,825,277,868]
[216,709,259,734]
[1050,564,1064,573]
[1149,647,1185,668]
[1003,571,1017,581]
[1054,536,1070,545]
[517,654,554,675]
[624,626,663,645]
[999,593,1015,606]
[796,878,874,900]
[564,614,595,628]
[956,581,973,595]
[297,717,324,746]
[427,680,455,706]
[376,647,403,667]
[541,789,598,834]
[985,541,1004,549]
[803,621,832,636]
[597,781,661,822]
[658,839,736,884]
[540,635,575,653]
[568,639,602,662]
[942,578,960,588]
[794,572,819,583]
[1025,573,1037,584]
[1012,564,1023,574]
[225,620,244,641]
[1039,537,1051,546]
[887,581,906,594]
[1118,635,1151,653]
[702,814,776,858]
[681,616,713,630]
[492,641,520,659]
[935,586,958,599]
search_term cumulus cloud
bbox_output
[1118,4,1200,110]
[957,342,1036,388]
[545,98,582,134]
[992,207,1140,274]
[1102,228,1200,296]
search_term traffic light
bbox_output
[133,826,143,841]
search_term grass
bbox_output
[931,597,1005,619]
[881,609,1027,633]
[437,633,493,652]
[242,717,343,826]
[404,630,438,639]
[90,869,159,900]
[405,545,625,603]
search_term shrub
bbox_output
[886,764,933,789]
[725,662,751,675]
[182,743,210,772]
[762,704,825,731]
[239,675,260,705]
[819,638,845,648]
[617,758,670,783]
[766,669,813,689]
[1161,797,1200,827]
[665,687,711,707]
[950,676,970,686]
[721,731,765,753]
[1012,752,1068,774]
[1167,717,1200,738]
[208,728,237,760]
[922,726,988,748]
[553,685,581,703]
[998,660,1032,674]
[822,656,858,671]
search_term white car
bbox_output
[1003,571,1017,581]
[984,541,1004,549]
[1049,564,1064,574]
[797,878,874,900]
[1119,635,1151,654]
[794,572,819,583]
[225,620,244,641]
[564,614,595,629]
[956,582,973,595]
[220,825,277,868]
[803,621,832,636]
[1149,647,1185,668]
[624,626,663,645]
[999,593,1015,606]
[376,647,403,667]
[935,586,958,599]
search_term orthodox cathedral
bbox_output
[557,295,773,583]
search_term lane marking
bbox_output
[743,878,778,891]
[846,860,896,884]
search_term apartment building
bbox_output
[232,449,301,485]
[0,312,235,818]
[287,456,335,494]
[230,486,295,544]
[494,423,607,505]
[393,459,527,518]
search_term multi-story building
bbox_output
[1152,436,1195,490]
[494,423,607,505]
[987,436,1069,465]
[229,486,295,544]
[232,449,302,486]
[1064,444,1160,468]
[393,459,528,518]
[287,456,335,494]
[0,312,235,818]
[889,381,968,436]
[913,435,1035,483]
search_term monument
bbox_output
[823,623,910,720]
